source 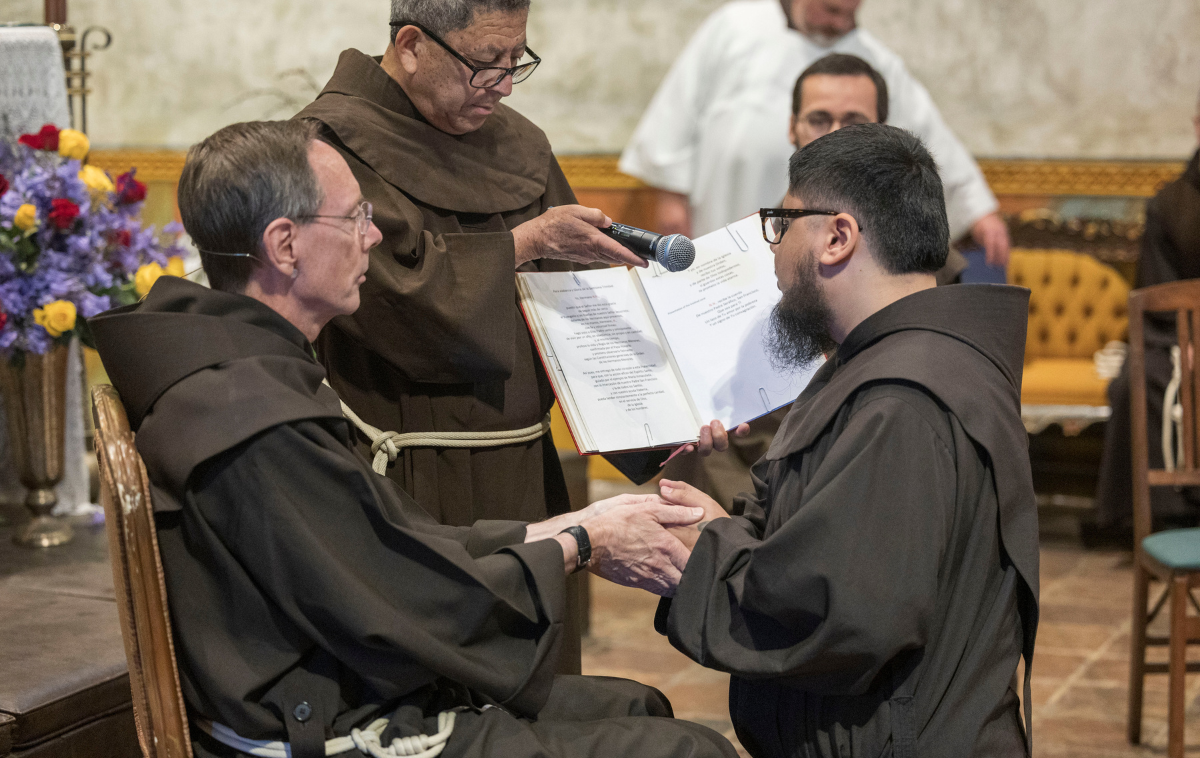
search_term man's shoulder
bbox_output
[837,28,908,76]
[1149,168,1200,218]
[696,0,786,41]
[715,0,783,20]
[845,381,955,449]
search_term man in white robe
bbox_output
[619,0,1010,266]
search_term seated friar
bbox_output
[655,124,1040,757]
[87,119,736,758]
[1092,96,1200,536]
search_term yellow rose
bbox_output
[78,165,114,197]
[135,262,164,296]
[33,300,77,338]
[165,257,186,278]
[57,129,90,160]
[13,204,38,232]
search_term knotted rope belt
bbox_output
[323,382,552,475]
[195,711,456,758]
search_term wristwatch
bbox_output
[558,525,592,572]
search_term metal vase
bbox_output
[0,345,72,547]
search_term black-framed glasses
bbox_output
[391,20,541,88]
[759,207,864,244]
[298,200,373,237]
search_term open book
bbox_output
[517,214,821,455]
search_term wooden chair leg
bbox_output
[1168,574,1188,758]
[1129,564,1150,744]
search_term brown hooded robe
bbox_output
[294,51,662,532]
[658,285,1040,757]
[88,278,735,758]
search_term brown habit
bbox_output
[659,285,1040,757]
[294,49,576,528]
[88,278,736,758]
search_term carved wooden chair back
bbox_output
[1125,280,1200,757]
[93,384,193,758]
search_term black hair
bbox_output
[788,124,949,275]
[791,53,889,123]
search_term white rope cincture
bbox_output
[196,710,456,758]
[322,381,551,475]
[1164,345,1185,472]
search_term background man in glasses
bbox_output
[294,0,736,674]
[656,124,1040,757]
[619,0,1010,267]
[663,52,968,510]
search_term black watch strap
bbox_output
[559,525,592,571]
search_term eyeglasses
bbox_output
[391,20,541,89]
[298,201,373,237]
[759,207,864,244]
[797,111,872,138]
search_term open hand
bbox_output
[513,205,647,269]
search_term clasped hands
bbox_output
[525,420,744,597]
[525,485,723,598]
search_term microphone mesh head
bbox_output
[657,234,696,272]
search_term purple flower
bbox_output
[0,138,183,355]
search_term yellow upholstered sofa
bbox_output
[1008,248,1130,407]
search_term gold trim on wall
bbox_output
[87,150,1189,198]
[89,150,188,183]
[975,159,1185,198]
[557,154,1187,198]
[558,155,646,190]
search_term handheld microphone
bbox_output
[599,223,696,272]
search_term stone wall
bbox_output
[1,0,1197,157]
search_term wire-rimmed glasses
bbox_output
[391,20,541,89]
[299,201,374,237]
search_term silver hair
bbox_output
[389,0,531,40]
[178,120,324,293]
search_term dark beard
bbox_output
[766,253,837,371]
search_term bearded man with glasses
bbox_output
[662,53,969,513]
[294,0,738,677]
[657,124,1039,758]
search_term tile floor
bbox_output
[580,484,1200,757]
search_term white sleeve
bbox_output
[617,10,727,195]
[885,65,998,242]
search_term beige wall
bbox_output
[2,0,1198,158]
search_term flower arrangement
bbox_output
[0,123,187,357]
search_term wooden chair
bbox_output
[1126,281,1200,756]
[93,384,193,758]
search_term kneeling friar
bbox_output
[89,120,736,758]
[658,125,1040,757]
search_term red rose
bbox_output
[111,229,132,248]
[47,198,80,230]
[17,124,60,152]
[0,312,8,331]
[115,170,147,205]
[0,174,8,197]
